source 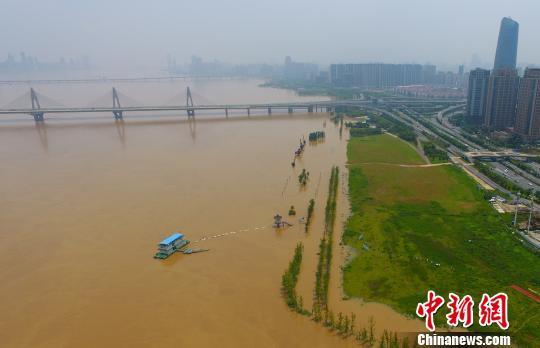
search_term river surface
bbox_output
[0,79,423,347]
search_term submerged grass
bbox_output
[343,134,540,346]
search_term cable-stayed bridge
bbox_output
[0,86,464,123]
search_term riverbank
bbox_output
[260,80,359,100]
[343,133,540,346]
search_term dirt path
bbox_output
[416,136,431,164]
[354,162,452,168]
[510,285,540,304]
[384,131,429,164]
[451,156,495,191]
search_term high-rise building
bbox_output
[422,64,437,84]
[485,69,519,130]
[494,17,519,70]
[329,63,424,87]
[515,68,540,140]
[466,68,491,124]
[283,56,318,81]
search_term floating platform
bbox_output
[153,233,190,259]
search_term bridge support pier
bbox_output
[288,107,293,114]
[30,88,44,122]
[307,106,313,113]
[112,87,124,120]
[247,108,250,116]
[186,87,195,119]
[113,111,123,120]
[268,107,271,115]
[225,108,229,118]
[32,112,44,122]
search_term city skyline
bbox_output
[1,0,539,71]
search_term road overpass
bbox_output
[465,151,538,160]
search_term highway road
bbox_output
[428,106,540,195]
[374,105,538,202]
[490,161,540,192]
[503,161,540,187]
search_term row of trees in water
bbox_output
[313,166,339,320]
[281,165,411,347]
[280,242,308,314]
[305,199,315,232]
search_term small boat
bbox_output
[183,248,209,254]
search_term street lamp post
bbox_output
[527,190,535,235]
[514,192,521,226]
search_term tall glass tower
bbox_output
[466,68,491,124]
[493,17,519,70]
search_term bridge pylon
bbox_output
[112,87,123,120]
[186,87,195,118]
[30,88,44,122]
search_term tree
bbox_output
[343,315,350,336]
[361,328,368,343]
[369,316,375,345]
[328,310,335,330]
[337,312,344,333]
[392,332,399,348]
[401,337,410,348]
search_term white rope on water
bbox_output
[314,172,322,197]
[192,225,269,243]
[281,175,290,197]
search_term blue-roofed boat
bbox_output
[153,233,190,259]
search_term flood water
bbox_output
[0,79,423,347]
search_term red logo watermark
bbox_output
[478,293,509,330]
[416,291,509,331]
[446,292,475,328]
[416,290,445,331]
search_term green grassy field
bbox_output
[347,134,423,165]
[343,134,540,346]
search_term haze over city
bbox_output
[1,0,539,70]
[1,1,539,347]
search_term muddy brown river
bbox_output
[0,79,424,347]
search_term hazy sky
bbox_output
[1,0,538,69]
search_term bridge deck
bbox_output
[0,103,332,115]
[0,99,465,115]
